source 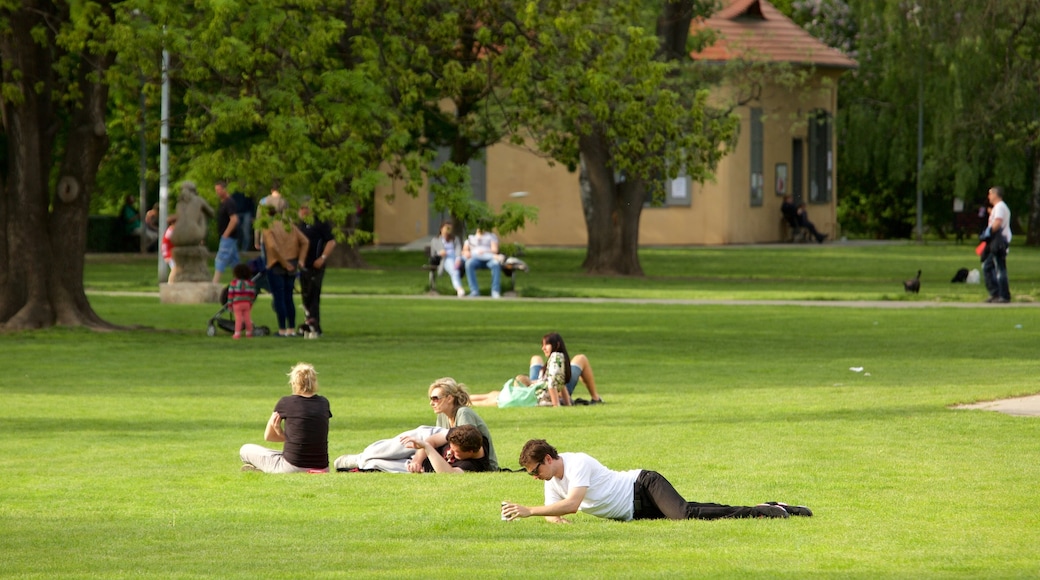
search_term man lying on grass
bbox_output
[501,439,811,523]
[337,424,492,474]
[400,424,492,473]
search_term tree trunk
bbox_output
[578,132,645,276]
[0,2,115,331]
[1028,144,1040,246]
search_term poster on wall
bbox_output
[775,163,788,196]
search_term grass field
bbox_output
[4,242,1040,578]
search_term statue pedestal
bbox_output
[160,282,222,304]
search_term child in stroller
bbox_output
[207,258,271,337]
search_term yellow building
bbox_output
[374,0,857,247]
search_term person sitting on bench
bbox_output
[463,222,502,298]
[781,195,826,243]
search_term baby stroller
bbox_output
[206,257,271,337]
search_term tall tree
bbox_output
[516,0,738,275]
[0,1,117,330]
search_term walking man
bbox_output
[983,186,1011,303]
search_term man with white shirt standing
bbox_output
[501,439,810,523]
[462,223,502,298]
[983,186,1012,303]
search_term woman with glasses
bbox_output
[332,377,498,472]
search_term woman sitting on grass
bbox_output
[471,333,604,407]
[240,362,332,473]
[333,377,498,472]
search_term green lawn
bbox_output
[4,243,1039,578]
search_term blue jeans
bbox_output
[466,255,501,295]
[267,270,297,331]
[530,363,581,395]
[983,250,1010,300]
[237,212,253,252]
[214,237,240,275]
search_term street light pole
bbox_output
[157,40,170,283]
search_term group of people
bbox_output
[431,221,508,298]
[209,181,337,338]
[240,335,812,523]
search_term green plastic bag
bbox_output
[496,378,539,408]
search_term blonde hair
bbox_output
[288,362,318,395]
[428,377,471,407]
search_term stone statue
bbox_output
[168,181,215,284]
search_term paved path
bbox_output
[954,395,1040,417]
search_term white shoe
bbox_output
[491,291,501,299]
[456,288,465,297]
[334,454,360,471]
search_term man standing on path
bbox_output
[983,186,1011,303]
[212,180,240,284]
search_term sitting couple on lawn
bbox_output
[239,369,498,474]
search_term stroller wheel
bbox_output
[254,326,270,337]
[206,324,217,337]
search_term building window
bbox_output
[644,168,692,208]
[749,108,764,207]
[807,110,832,204]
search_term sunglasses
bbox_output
[526,461,543,477]
[429,395,447,402]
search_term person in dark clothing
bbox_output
[297,201,337,336]
[780,195,827,243]
[239,362,332,473]
[231,191,256,252]
[212,180,240,284]
[399,424,492,473]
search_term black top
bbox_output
[217,197,239,238]
[423,437,492,473]
[273,394,332,469]
[298,219,336,268]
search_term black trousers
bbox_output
[632,471,756,520]
[299,267,326,332]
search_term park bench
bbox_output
[422,245,527,295]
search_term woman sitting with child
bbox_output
[333,377,498,472]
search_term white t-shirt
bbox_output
[544,452,641,521]
[990,201,1011,243]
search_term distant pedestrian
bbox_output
[297,201,336,337]
[232,191,255,252]
[212,180,240,284]
[982,186,1011,303]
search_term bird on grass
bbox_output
[904,270,921,294]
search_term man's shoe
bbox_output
[590,398,605,405]
[456,288,466,297]
[334,454,360,471]
[240,464,261,472]
[994,297,1010,303]
[817,234,828,243]
[491,291,501,299]
[765,501,812,517]
[752,504,789,518]
[468,292,480,298]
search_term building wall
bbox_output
[373,71,843,247]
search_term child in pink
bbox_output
[228,263,257,339]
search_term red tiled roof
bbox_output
[692,0,857,69]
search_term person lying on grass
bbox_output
[500,439,812,523]
[239,362,332,473]
[471,332,604,407]
[333,377,498,471]
[397,424,492,473]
